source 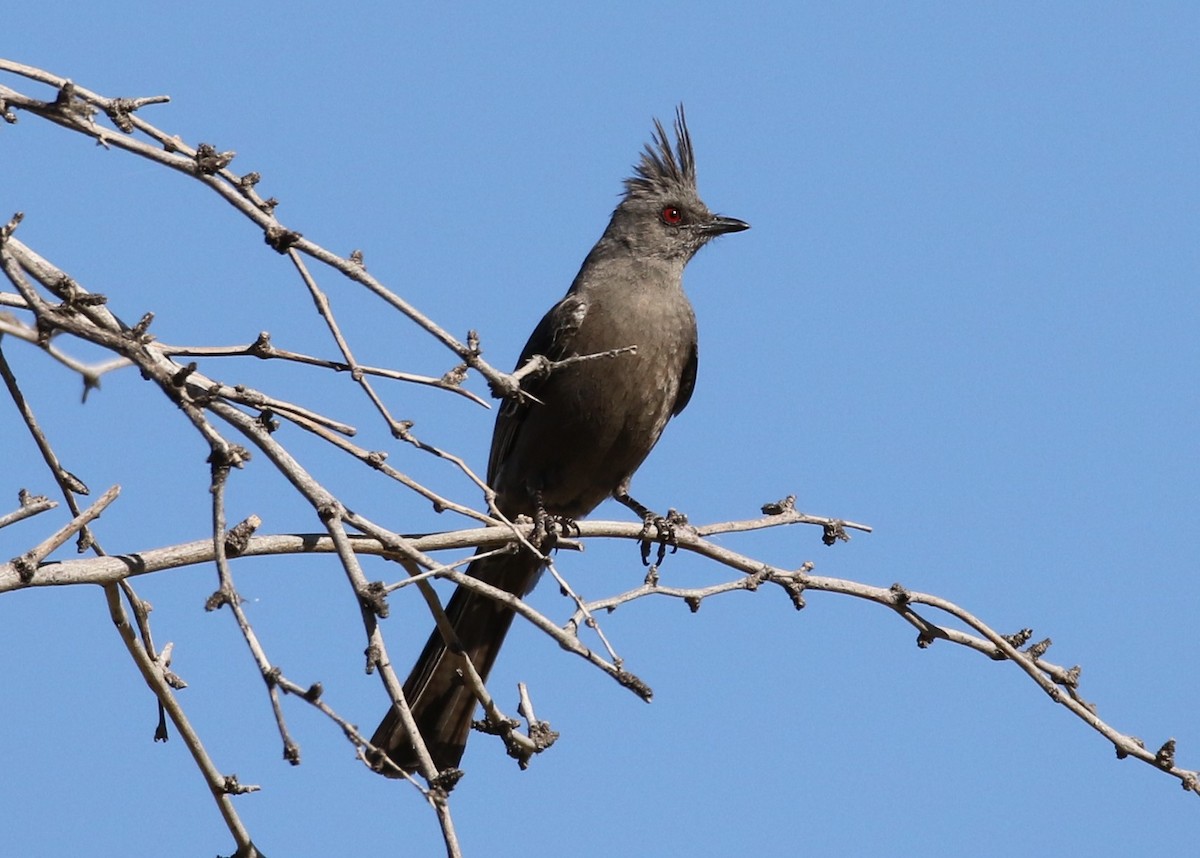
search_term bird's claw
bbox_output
[638,508,687,566]
[533,511,580,548]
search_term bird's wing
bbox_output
[672,338,698,416]
[487,293,588,483]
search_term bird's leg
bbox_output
[613,487,687,566]
[531,491,580,548]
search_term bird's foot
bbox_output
[638,508,688,567]
[613,489,688,566]
[532,507,580,549]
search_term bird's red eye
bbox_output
[660,205,683,225]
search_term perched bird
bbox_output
[371,106,748,774]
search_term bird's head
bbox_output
[607,105,749,262]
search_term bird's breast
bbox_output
[496,283,697,518]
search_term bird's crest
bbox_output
[623,105,696,200]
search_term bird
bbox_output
[370,106,748,775]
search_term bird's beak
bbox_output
[701,215,750,236]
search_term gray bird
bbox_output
[371,106,748,775]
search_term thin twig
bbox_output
[158,332,488,407]
[9,484,119,581]
[0,489,57,530]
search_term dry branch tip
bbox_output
[194,142,235,174]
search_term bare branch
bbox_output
[0,489,57,530]
[9,484,119,581]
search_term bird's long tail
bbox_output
[370,551,542,774]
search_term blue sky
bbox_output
[2,3,1197,856]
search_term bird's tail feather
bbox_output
[370,551,541,774]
